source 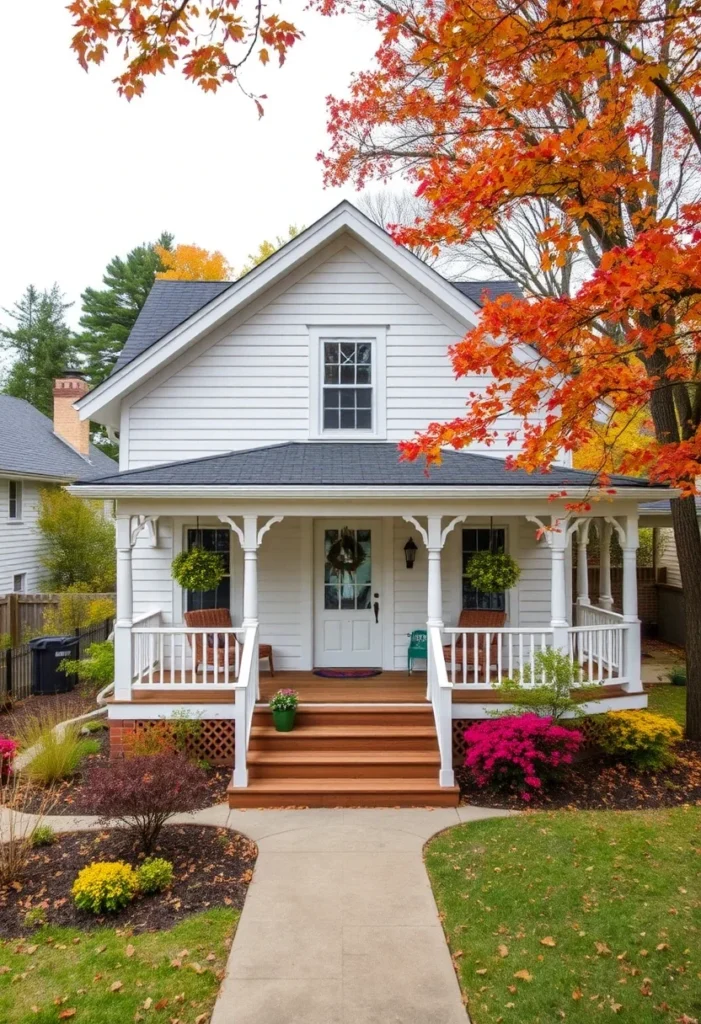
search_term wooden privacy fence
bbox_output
[0,617,114,705]
[0,593,115,647]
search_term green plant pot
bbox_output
[272,708,296,732]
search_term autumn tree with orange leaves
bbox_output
[68,0,301,108]
[156,243,232,281]
[316,0,701,734]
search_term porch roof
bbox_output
[76,441,653,490]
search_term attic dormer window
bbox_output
[322,340,372,430]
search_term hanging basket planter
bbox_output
[327,528,366,575]
[464,551,521,593]
[171,547,225,592]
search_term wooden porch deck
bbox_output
[118,669,628,705]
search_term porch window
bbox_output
[185,528,231,612]
[322,340,373,431]
[462,528,506,612]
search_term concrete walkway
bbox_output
[212,805,512,1024]
[1,802,513,1023]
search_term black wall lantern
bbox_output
[404,536,418,569]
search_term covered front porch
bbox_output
[107,499,647,792]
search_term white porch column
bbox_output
[576,518,591,611]
[621,513,642,692]
[426,515,444,629]
[114,515,134,701]
[550,516,570,653]
[599,520,614,610]
[241,516,259,627]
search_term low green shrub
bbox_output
[30,825,57,847]
[492,648,588,720]
[60,640,114,691]
[72,861,139,914]
[137,857,174,894]
[24,906,47,928]
[592,709,682,770]
[667,664,686,687]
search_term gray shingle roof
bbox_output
[78,441,651,489]
[112,280,232,373]
[452,280,524,305]
[0,395,117,480]
[111,277,523,375]
[639,497,701,514]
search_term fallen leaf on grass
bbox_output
[155,999,169,1011]
[143,998,153,1010]
[125,944,135,958]
[656,943,670,951]
[110,981,123,993]
[640,978,653,997]
[540,937,556,947]
[0,967,9,975]
[513,970,533,982]
[189,963,205,975]
[24,945,38,955]
[58,1011,77,1020]
[206,953,216,962]
[498,945,509,958]
[30,1008,40,1015]
[195,1016,209,1024]
[572,988,583,1000]
[595,942,612,956]
[475,968,487,975]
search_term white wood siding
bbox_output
[132,517,174,623]
[125,242,554,469]
[658,527,682,588]
[0,478,49,594]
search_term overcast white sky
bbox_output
[0,0,381,328]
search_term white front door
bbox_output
[314,521,383,668]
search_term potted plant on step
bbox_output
[269,688,299,732]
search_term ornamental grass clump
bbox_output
[463,714,583,801]
[86,752,211,854]
[592,709,682,770]
[72,861,139,914]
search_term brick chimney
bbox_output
[53,372,90,456]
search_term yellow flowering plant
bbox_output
[72,861,139,914]
[593,710,682,770]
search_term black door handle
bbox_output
[373,593,379,623]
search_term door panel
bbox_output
[314,521,383,667]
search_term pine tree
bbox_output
[78,232,173,384]
[1,285,75,417]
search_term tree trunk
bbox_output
[670,496,701,738]
[647,370,701,737]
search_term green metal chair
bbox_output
[407,629,427,674]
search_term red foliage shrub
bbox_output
[463,714,582,801]
[0,736,18,783]
[86,753,210,853]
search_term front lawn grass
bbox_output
[0,907,236,1023]
[425,807,701,1024]
[646,684,687,728]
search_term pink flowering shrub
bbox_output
[0,736,18,783]
[463,714,582,801]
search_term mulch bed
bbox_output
[0,824,257,938]
[0,690,99,741]
[457,738,701,810]
[14,734,230,815]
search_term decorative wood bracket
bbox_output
[219,515,284,549]
[604,515,626,545]
[526,515,553,547]
[527,515,581,548]
[441,515,468,547]
[402,514,467,551]
[130,515,159,548]
[574,517,592,546]
[402,515,428,548]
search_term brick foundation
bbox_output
[109,718,234,766]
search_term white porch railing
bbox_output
[132,623,245,689]
[131,610,162,681]
[232,624,259,788]
[444,622,630,689]
[427,626,455,787]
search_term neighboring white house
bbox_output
[71,202,672,807]
[0,378,116,595]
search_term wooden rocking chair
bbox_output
[443,609,507,679]
[183,608,275,676]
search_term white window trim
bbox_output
[309,325,387,440]
[8,479,22,522]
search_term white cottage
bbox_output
[71,202,670,807]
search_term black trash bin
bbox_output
[29,635,80,695]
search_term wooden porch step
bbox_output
[227,776,460,809]
[247,749,440,780]
[248,724,439,753]
[253,704,433,729]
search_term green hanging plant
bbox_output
[171,547,225,592]
[464,551,521,593]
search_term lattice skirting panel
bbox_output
[109,719,235,766]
